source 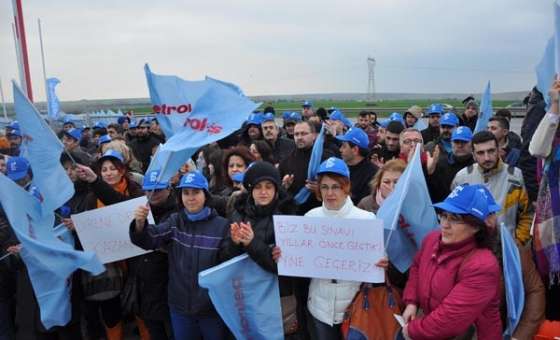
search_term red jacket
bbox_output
[403,231,502,340]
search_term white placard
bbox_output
[273,215,385,283]
[71,196,154,264]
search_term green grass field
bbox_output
[126,99,518,118]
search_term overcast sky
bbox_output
[0,0,554,101]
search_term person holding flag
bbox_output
[131,171,230,339]
[402,184,502,339]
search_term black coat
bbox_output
[348,158,378,204]
[269,137,295,164]
[427,153,474,204]
[220,191,296,297]
[129,134,161,172]
[421,125,440,145]
[135,193,177,321]
[130,208,228,316]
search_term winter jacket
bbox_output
[129,134,161,172]
[529,112,559,159]
[403,231,502,340]
[348,158,378,205]
[427,153,473,204]
[268,137,295,164]
[451,161,533,245]
[306,197,376,326]
[130,208,228,316]
[421,125,440,145]
[220,190,296,297]
[459,113,477,131]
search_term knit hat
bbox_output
[242,161,281,191]
[406,105,424,119]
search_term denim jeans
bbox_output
[169,308,227,340]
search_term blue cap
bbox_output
[246,113,263,126]
[389,112,405,125]
[336,127,369,149]
[139,119,151,127]
[129,120,138,129]
[64,128,82,141]
[7,128,22,137]
[232,172,245,183]
[6,156,30,181]
[97,134,112,146]
[8,121,20,130]
[284,111,302,123]
[262,112,275,123]
[433,184,490,221]
[99,149,124,163]
[63,117,75,125]
[451,126,473,142]
[379,119,390,128]
[302,100,313,107]
[142,170,169,190]
[93,121,107,129]
[441,112,459,127]
[177,171,209,190]
[329,110,353,128]
[317,157,350,178]
[427,103,444,115]
[472,184,501,213]
[117,116,130,125]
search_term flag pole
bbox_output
[38,18,50,118]
[0,78,8,120]
[12,0,33,101]
[12,23,26,96]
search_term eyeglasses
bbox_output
[402,138,423,145]
[320,184,342,192]
[438,213,465,225]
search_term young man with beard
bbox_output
[371,120,403,167]
[488,116,522,166]
[425,112,459,156]
[451,131,533,245]
[355,111,377,148]
[421,103,443,144]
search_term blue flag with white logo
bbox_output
[144,64,259,182]
[501,223,525,338]
[199,254,284,340]
[13,81,74,213]
[294,124,325,204]
[474,81,492,133]
[0,173,104,329]
[377,145,439,273]
[46,77,61,120]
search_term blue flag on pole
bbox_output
[555,0,560,75]
[474,81,492,133]
[536,37,555,110]
[46,77,61,120]
[0,174,104,329]
[294,125,325,204]
[377,145,439,273]
[199,254,284,340]
[13,81,74,213]
[144,64,260,182]
[501,223,525,338]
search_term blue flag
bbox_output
[13,81,74,213]
[501,223,525,338]
[555,0,560,74]
[46,77,61,120]
[294,125,325,204]
[377,145,439,273]
[536,37,555,110]
[144,64,259,182]
[145,144,199,184]
[474,81,492,133]
[199,254,284,340]
[413,118,428,131]
[0,174,104,329]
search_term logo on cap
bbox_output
[448,185,464,198]
[185,173,195,183]
[325,158,336,168]
[150,171,158,183]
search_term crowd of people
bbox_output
[0,80,559,340]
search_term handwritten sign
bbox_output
[273,215,385,283]
[71,196,155,264]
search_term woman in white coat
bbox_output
[304,157,380,340]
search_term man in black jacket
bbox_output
[427,126,474,203]
[421,103,444,144]
[261,113,295,164]
[129,119,161,172]
[337,128,378,204]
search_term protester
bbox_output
[358,159,406,213]
[106,123,124,139]
[282,111,302,140]
[261,113,295,164]
[404,105,423,128]
[421,103,443,144]
[62,127,94,165]
[425,112,458,155]
[0,154,7,174]
[220,162,301,337]
[149,118,166,143]
[129,119,161,172]
[302,100,314,121]
[355,111,377,148]
[452,131,533,245]
[131,171,229,339]
[76,150,149,340]
[238,113,263,147]
[371,120,403,166]
[488,115,522,166]
[460,98,479,131]
[6,128,22,156]
[336,127,378,204]
[249,140,274,164]
[303,157,378,340]
[402,184,502,339]
[528,79,560,327]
